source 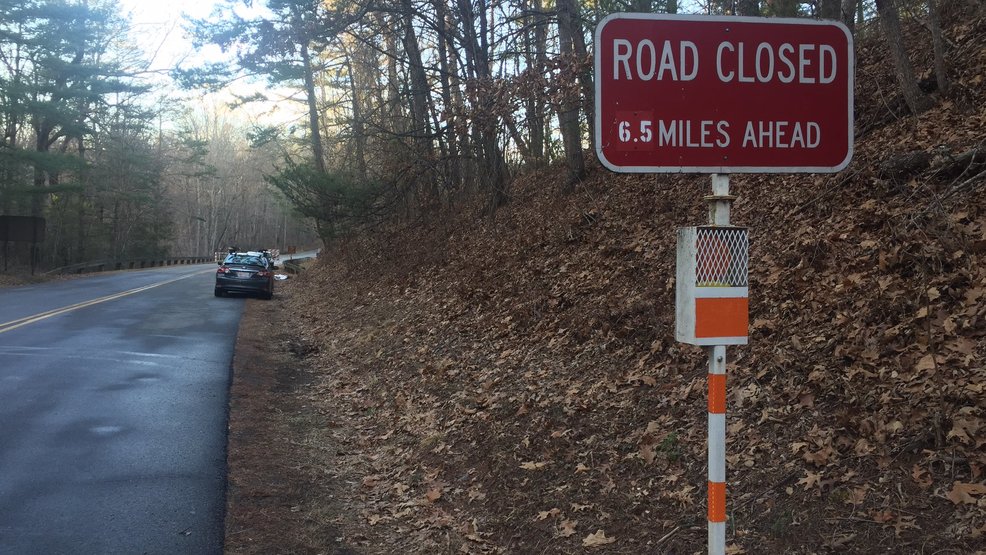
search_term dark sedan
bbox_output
[214,253,274,299]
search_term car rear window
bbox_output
[225,255,265,266]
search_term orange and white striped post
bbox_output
[675,174,747,555]
[708,344,727,554]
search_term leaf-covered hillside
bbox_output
[226,5,986,554]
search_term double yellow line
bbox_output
[0,270,211,335]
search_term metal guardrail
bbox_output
[44,256,213,276]
[280,256,313,275]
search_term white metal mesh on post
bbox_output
[695,227,748,287]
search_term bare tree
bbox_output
[927,0,950,95]
[819,0,841,19]
[737,0,760,16]
[841,0,860,33]
[875,0,933,115]
[556,0,585,193]
[768,0,800,16]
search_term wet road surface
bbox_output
[0,264,244,554]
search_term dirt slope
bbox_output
[227,7,986,554]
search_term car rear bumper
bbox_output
[215,276,272,294]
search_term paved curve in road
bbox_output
[0,264,246,554]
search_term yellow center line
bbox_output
[0,269,214,335]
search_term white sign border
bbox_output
[593,13,855,174]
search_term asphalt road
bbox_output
[0,264,245,554]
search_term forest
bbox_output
[0,0,312,273]
[179,0,951,236]
[1,0,958,271]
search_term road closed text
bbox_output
[595,15,853,171]
[611,38,839,84]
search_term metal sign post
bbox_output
[676,174,747,554]
[593,13,854,554]
[708,341,727,554]
[705,175,735,555]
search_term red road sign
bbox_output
[594,14,854,173]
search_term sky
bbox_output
[117,0,220,74]
[115,0,303,127]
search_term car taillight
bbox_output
[217,266,230,274]
[256,270,271,278]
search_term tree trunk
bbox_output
[441,3,464,192]
[521,0,547,167]
[841,0,859,33]
[383,14,404,127]
[299,43,327,174]
[819,0,840,19]
[504,115,534,163]
[534,0,549,163]
[927,0,950,95]
[556,0,586,193]
[771,0,799,16]
[875,0,933,115]
[76,136,86,262]
[570,2,595,151]
[457,0,509,210]
[32,126,49,219]
[342,51,368,182]
[737,0,760,16]
[434,0,461,192]
[400,0,437,203]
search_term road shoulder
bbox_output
[224,286,358,554]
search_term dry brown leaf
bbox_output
[582,529,616,547]
[846,485,868,505]
[467,486,486,503]
[911,465,933,489]
[947,414,982,444]
[946,482,986,504]
[425,486,443,503]
[803,445,836,466]
[520,461,549,470]
[798,471,823,490]
[969,520,986,539]
[827,533,856,548]
[894,515,920,536]
[948,337,977,355]
[915,354,937,371]
[557,519,578,538]
[871,510,895,524]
